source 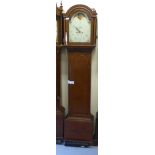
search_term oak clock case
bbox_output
[56,5,65,144]
[64,4,97,146]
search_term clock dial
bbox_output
[69,12,91,42]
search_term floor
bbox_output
[56,144,98,155]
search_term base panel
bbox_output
[64,140,89,147]
[64,115,94,145]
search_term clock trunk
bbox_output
[64,47,94,146]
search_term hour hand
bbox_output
[74,26,82,33]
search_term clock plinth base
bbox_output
[56,107,65,143]
[64,140,89,147]
[64,115,94,146]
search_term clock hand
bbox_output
[74,26,82,33]
[75,27,81,33]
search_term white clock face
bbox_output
[69,12,91,43]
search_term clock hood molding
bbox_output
[64,4,97,19]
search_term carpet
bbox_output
[56,144,98,155]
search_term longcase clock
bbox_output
[56,4,65,143]
[64,4,97,146]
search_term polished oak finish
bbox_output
[64,5,97,146]
[68,50,91,116]
[64,47,94,146]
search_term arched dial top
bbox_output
[64,4,97,46]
